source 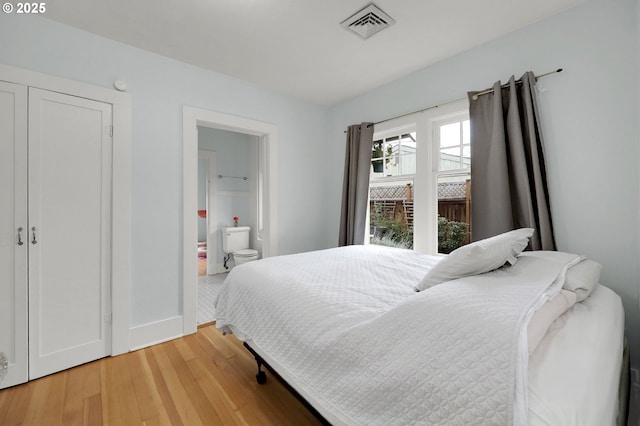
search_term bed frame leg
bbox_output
[256,361,267,384]
[243,342,267,384]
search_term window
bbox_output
[366,100,470,254]
[434,116,471,254]
[369,130,416,250]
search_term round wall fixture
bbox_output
[113,80,127,92]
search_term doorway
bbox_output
[182,107,278,335]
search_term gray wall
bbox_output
[328,0,640,369]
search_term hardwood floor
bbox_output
[198,258,207,276]
[0,325,322,426]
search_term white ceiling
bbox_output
[44,0,588,106]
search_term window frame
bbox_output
[368,99,469,254]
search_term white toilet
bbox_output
[222,226,259,268]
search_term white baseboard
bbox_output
[129,316,183,351]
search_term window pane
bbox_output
[399,133,416,175]
[437,175,471,254]
[462,120,470,145]
[462,145,471,168]
[387,140,399,155]
[400,133,416,150]
[438,119,471,172]
[372,133,416,178]
[371,139,387,176]
[439,122,460,148]
[371,159,385,176]
[400,154,416,175]
[384,154,399,176]
[369,179,414,249]
[440,147,461,170]
[441,147,460,156]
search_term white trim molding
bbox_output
[129,316,183,351]
[198,149,217,276]
[182,106,278,335]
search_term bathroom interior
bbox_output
[197,126,262,324]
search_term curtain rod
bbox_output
[344,68,563,132]
[469,68,563,101]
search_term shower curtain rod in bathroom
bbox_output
[218,174,248,181]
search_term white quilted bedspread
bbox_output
[215,245,579,426]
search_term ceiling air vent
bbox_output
[341,3,395,39]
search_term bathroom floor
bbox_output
[198,272,228,325]
[198,258,207,276]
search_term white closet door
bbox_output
[0,81,28,389]
[28,88,112,380]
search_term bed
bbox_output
[215,229,626,425]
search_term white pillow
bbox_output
[415,228,534,291]
[563,259,602,302]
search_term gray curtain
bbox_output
[468,72,555,250]
[339,123,374,246]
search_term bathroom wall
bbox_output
[198,126,255,270]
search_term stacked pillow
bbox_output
[563,259,602,302]
[526,259,602,354]
[415,228,534,292]
[526,261,602,353]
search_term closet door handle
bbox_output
[17,227,24,246]
[31,226,37,245]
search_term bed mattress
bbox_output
[528,283,624,425]
[216,245,624,425]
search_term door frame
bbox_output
[0,64,132,356]
[182,106,278,335]
[198,149,218,275]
